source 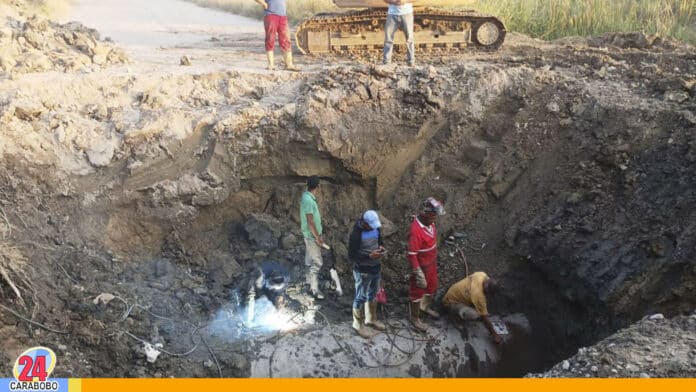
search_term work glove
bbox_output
[411,267,427,289]
[247,288,256,324]
[254,270,264,290]
[274,295,286,311]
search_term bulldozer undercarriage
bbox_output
[295,8,506,55]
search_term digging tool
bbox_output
[330,268,343,296]
[321,243,344,297]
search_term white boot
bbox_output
[309,273,325,300]
[283,50,300,71]
[409,301,428,332]
[365,301,386,331]
[420,294,440,318]
[352,308,375,339]
[266,51,275,71]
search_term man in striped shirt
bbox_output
[407,197,445,332]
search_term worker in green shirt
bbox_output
[300,176,326,299]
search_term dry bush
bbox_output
[187,0,338,24]
[0,0,72,17]
[0,242,33,307]
[25,0,70,15]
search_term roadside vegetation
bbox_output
[186,0,696,44]
[476,0,695,44]
[187,0,336,24]
[0,0,73,17]
[0,0,72,17]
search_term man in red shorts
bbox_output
[407,197,445,332]
[255,0,299,71]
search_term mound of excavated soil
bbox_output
[531,313,696,378]
[0,3,128,78]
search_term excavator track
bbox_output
[295,8,506,56]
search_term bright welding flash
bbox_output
[260,309,297,332]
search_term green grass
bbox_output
[471,0,696,44]
[186,0,696,44]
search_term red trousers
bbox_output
[264,15,291,52]
[409,262,438,301]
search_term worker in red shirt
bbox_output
[407,197,445,332]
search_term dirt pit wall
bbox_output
[1,39,695,377]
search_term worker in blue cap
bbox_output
[347,210,387,338]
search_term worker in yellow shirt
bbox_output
[442,271,502,344]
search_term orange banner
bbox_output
[81,378,696,392]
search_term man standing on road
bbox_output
[407,197,444,332]
[382,0,415,66]
[442,271,503,344]
[348,210,387,338]
[300,176,325,299]
[255,0,300,71]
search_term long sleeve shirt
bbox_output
[407,217,438,269]
[348,219,383,274]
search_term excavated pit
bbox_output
[1,40,696,377]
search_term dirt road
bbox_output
[62,0,270,70]
[64,0,260,48]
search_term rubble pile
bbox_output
[0,6,128,78]
[530,313,696,378]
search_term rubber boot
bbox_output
[409,301,428,332]
[352,308,375,339]
[283,50,300,71]
[266,51,275,71]
[309,273,325,300]
[365,301,386,331]
[420,294,440,319]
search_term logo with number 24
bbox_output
[13,347,57,382]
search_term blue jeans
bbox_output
[383,13,415,65]
[353,270,380,309]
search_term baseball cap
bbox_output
[363,210,381,229]
[421,197,445,216]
